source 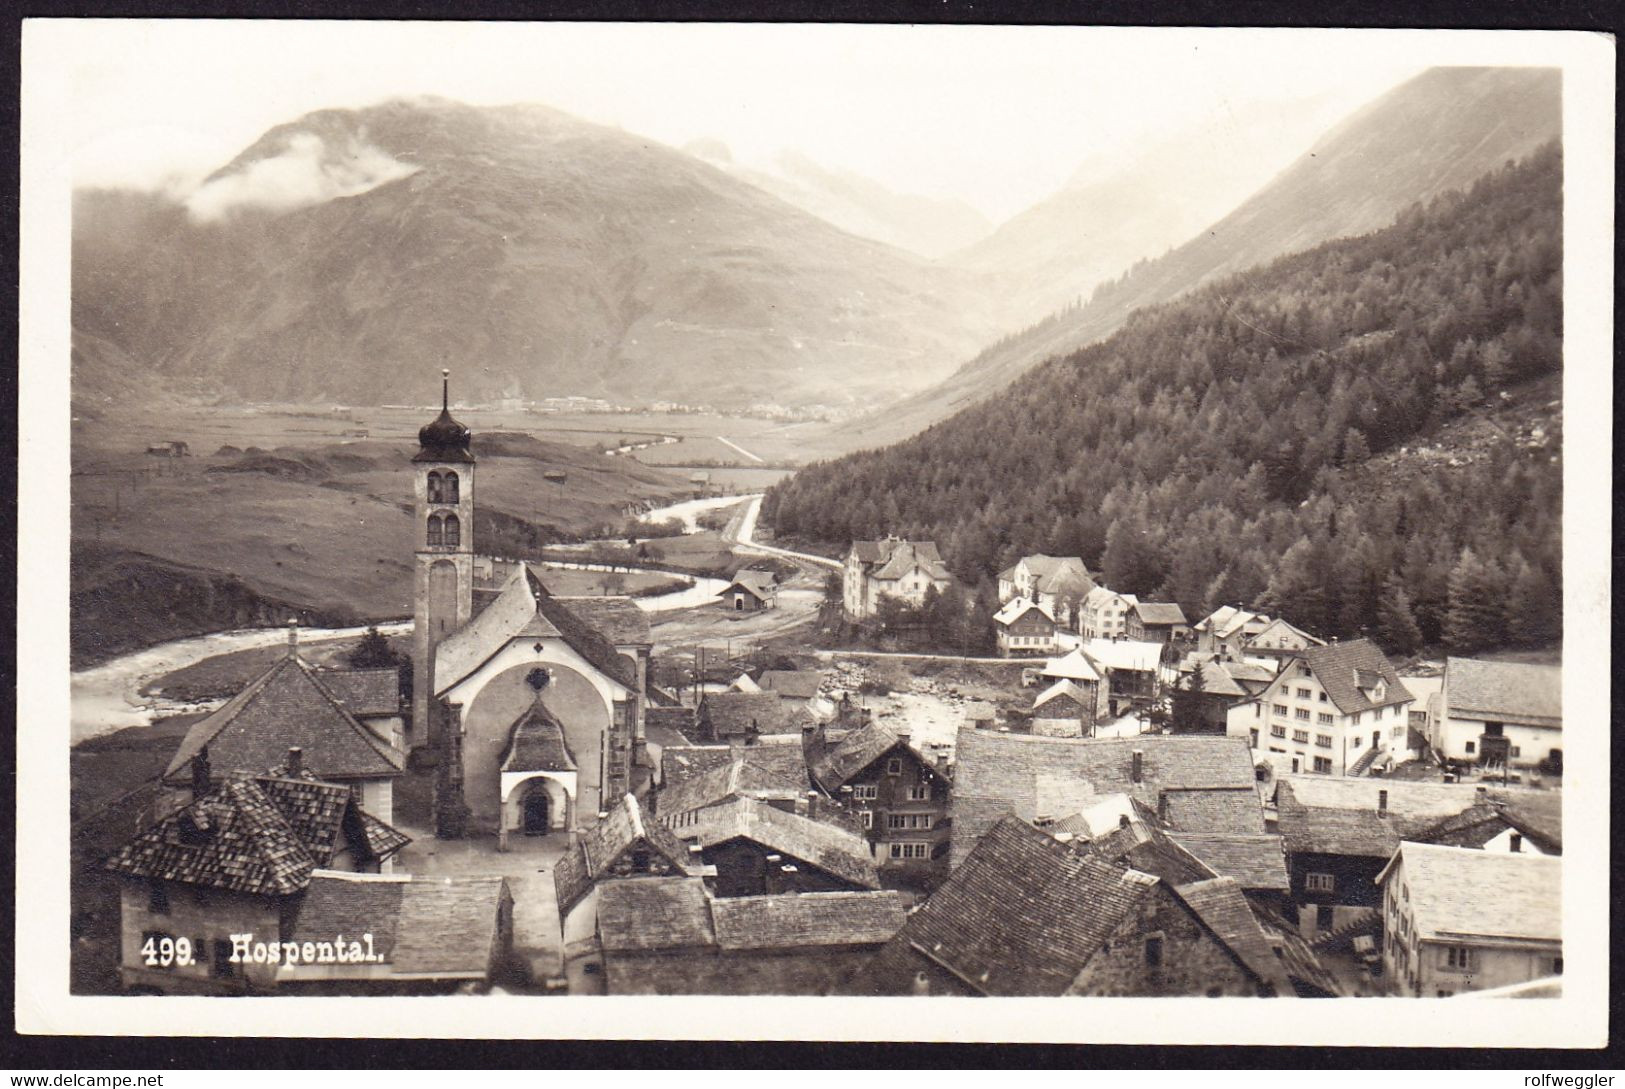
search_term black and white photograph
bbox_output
[15,19,1613,1047]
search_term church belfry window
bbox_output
[426,513,444,546]
[444,513,461,548]
[443,471,459,503]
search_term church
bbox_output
[410,372,654,846]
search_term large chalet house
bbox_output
[1125,601,1190,646]
[1079,586,1138,640]
[1377,842,1561,998]
[1428,657,1562,774]
[1174,655,1277,733]
[841,536,954,621]
[103,762,410,994]
[1228,638,1415,777]
[807,722,953,873]
[997,554,1096,629]
[993,597,1060,657]
[1241,617,1325,665]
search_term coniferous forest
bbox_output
[766,144,1563,654]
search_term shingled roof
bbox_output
[660,740,810,793]
[553,794,702,919]
[720,570,777,601]
[164,654,406,785]
[869,539,951,582]
[1171,877,1293,993]
[1378,842,1561,944]
[1133,602,1188,626]
[756,670,823,701]
[595,878,717,952]
[1274,776,1498,857]
[951,728,1258,865]
[1445,657,1562,725]
[1040,649,1104,684]
[1169,833,1290,892]
[847,817,1159,996]
[596,878,905,954]
[676,796,880,890]
[809,722,930,792]
[287,872,510,980]
[501,699,577,774]
[1160,788,1267,834]
[316,669,401,717]
[1033,680,1091,716]
[656,756,807,821]
[994,597,1055,628]
[104,774,409,896]
[699,691,798,738]
[1289,638,1411,715]
[435,567,637,696]
[554,596,652,647]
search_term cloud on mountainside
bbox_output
[184,131,418,222]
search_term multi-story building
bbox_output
[807,723,952,875]
[1079,586,1138,640]
[842,537,954,621]
[993,597,1060,657]
[1429,657,1562,773]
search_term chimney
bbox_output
[1131,749,1144,783]
[286,747,303,777]
[806,791,820,819]
[1377,789,1389,818]
[1476,785,1488,798]
[191,746,211,798]
[287,618,300,656]
[1510,833,1523,853]
[1119,813,1131,829]
[1157,793,1169,823]
[896,732,910,748]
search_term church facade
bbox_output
[410,374,649,846]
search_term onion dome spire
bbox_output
[414,368,474,463]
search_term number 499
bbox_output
[141,935,194,967]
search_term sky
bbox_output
[34,22,1467,224]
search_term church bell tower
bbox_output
[411,369,476,752]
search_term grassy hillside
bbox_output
[767,145,1563,655]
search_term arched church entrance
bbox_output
[522,786,550,834]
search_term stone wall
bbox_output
[1066,885,1263,997]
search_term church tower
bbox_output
[411,369,476,753]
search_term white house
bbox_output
[842,537,954,621]
[1430,657,1562,772]
[994,597,1060,657]
[1079,586,1138,641]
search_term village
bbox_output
[80,385,1563,1002]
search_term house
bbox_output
[1430,657,1562,773]
[949,728,1262,867]
[1242,617,1325,664]
[659,737,811,796]
[1080,637,1164,716]
[1037,648,1110,727]
[595,878,904,995]
[276,871,513,994]
[1236,638,1415,778]
[1079,586,1138,640]
[755,669,830,716]
[1411,790,1562,855]
[999,555,1098,629]
[1177,655,1277,734]
[806,722,952,872]
[993,597,1059,657]
[841,817,1291,997]
[103,766,409,994]
[1377,842,1561,997]
[431,566,652,840]
[1194,606,1275,659]
[654,755,812,826]
[316,667,406,752]
[696,691,800,742]
[842,537,954,621]
[552,793,712,969]
[1031,680,1102,738]
[669,796,882,897]
[1272,775,1547,936]
[162,633,407,825]
[1167,832,1293,919]
[1125,602,1190,645]
[717,569,777,612]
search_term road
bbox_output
[715,436,765,463]
[722,494,842,572]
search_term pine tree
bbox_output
[1169,665,1208,733]
[1504,555,1561,648]
[1375,575,1424,657]
[350,625,394,668]
[1445,547,1509,653]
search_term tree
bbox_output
[1504,555,1561,648]
[1444,547,1509,654]
[1168,666,1208,733]
[349,626,394,668]
[1375,575,1425,657]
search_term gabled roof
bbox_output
[1378,842,1561,944]
[951,728,1258,865]
[660,741,810,793]
[1169,833,1290,892]
[553,794,701,918]
[656,756,807,821]
[994,597,1055,628]
[316,669,401,717]
[1033,680,1091,715]
[1039,648,1103,684]
[164,654,406,784]
[596,878,716,952]
[676,796,881,890]
[435,567,637,696]
[1199,605,1272,639]
[1171,877,1293,992]
[700,691,798,737]
[1017,555,1081,579]
[501,699,577,774]
[847,817,1159,996]
[710,890,906,951]
[1245,617,1324,650]
[553,596,652,647]
[1446,657,1562,724]
[1160,788,1268,834]
[808,722,929,792]
[756,670,824,700]
[871,539,952,582]
[1179,658,1250,698]
[104,774,408,896]
[1258,916,1343,996]
[1084,586,1137,610]
[288,872,509,979]
[720,569,777,600]
[1274,776,1501,857]
[1081,638,1163,673]
[1132,602,1188,626]
[1287,638,1410,715]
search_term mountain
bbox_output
[684,141,993,259]
[953,89,1361,330]
[766,144,1564,650]
[71,98,998,412]
[814,66,1562,455]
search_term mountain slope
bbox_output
[818,66,1561,454]
[72,98,998,412]
[766,145,1563,650]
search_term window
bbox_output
[1316,735,1333,748]
[1319,692,1328,703]
[1271,725,1287,739]
[887,813,906,829]
[1351,735,1362,748]
[1295,708,1311,721]
[852,784,877,800]
[1511,745,1521,758]
[1293,729,1309,743]
[442,472,459,503]
[1313,756,1333,774]
[1352,712,1363,725]
[427,471,445,504]
[1274,704,1288,717]
[426,514,443,546]
[1553,957,1564,975]
[859,811,873,830]
[887,813,933,830]
[1465,741,1476,755]
[1305,873,1335,894]
[886,758,903,775]
[888,843,928,859]
[1443,946,1476,971]
[1316,905,1333,930]
[1249,729,1259,748]
[443,513,461,548]
[908,784,930,801]
[1144,935,1164,968]
[1297,688,1312,700]
[1317,712,1334,725]
[1436,989,1454,998]
[148,881,169,915]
